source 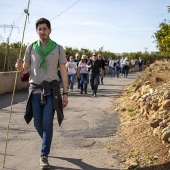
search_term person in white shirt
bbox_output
[66,56,77,91]
[78,55,88,94]
[108,58,114,77]
[124,58,130,78]
[131,58,136,72]
[120,57,125,75]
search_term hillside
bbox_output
[111,60,170,170]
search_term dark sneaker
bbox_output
[84,91,87,94]
[80,91,83,94]
[40,156,50,169]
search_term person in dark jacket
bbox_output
[15,18,68,169]
[87,52,102,97]
[98,54,105,84]
[138,57,143,72]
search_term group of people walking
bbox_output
[66,52,103,97]
[66,53,145,95]
[108,57,143,78]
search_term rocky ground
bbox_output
[110,60,170,170]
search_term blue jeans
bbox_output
[77,77,81,88]
[124,66,129,77]
[80,73,88,92]
[109,66,115,77]
[68,74,76,90]
[116,70,120,78]
[109,66,113,77]
[139,65,142,72]
[31,93,54,157]
[89,74,99,95]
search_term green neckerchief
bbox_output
[33,39,57,73]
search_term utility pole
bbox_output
[6,38,10,71]
[0,24,19,71]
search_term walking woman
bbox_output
[66,56,77,92]
[78,55,88,94]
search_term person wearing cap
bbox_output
[98,54,105,84]
[74,53,81,89]
[66,56,77,91]
[78,55,88,94]
[87,52,102,97]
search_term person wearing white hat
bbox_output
[78,55,88,94]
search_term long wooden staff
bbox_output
[3,0,31,168]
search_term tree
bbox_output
[154,19,170,57]
[0,42,27,71]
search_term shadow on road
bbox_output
[0,89,28,109]
[49,156,118,170]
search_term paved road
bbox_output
[0,72,139,170]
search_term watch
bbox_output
[63,92,68,96]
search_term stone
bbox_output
[130,94,137,100]
[159,120,170,128]
[153,127,161,138]
[142,93,151,100]
[150,118,162,128]
[163,90,170,100]
[162,126,170,133]
[161,129,170,142]
[151,103,159,111]
[144,106,149,114]
[141,107,144,114]
[144,81,150,85]
[146,96,152,105]
[120,108,126,112]
[162,99,170,109]
[140,102,146,108]
[141,84,151,95]
[134,83,142,92]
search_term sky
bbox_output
[0,0,170,53]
